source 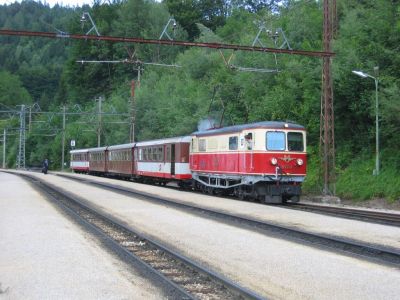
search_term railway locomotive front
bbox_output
[189,121,307,203]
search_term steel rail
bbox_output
[286,202,400,227]
[0,29,335,58]
[14,172,264,300]
[55,173,400,267]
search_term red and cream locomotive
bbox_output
[70,121,307,203]
[190,121,306,203]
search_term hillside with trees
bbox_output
[0,0,399,201]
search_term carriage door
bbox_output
[133,147,137,175]
[171,144,176,176]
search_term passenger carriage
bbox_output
[107,143,135,178]
[189,121,307,203]
[88,146,108,174]
[135,136,192,183]
[70,149,89,173]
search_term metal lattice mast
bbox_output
[320,0,336,195]
[61,105,66,171]
[2,128,6,168]
[17,105,26,169]
[130,80,137,143]
[96,96,104,147]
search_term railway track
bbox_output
[17,172,264,300]
[55,173,400,267]
[285,202,400,227]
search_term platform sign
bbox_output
[71,140,76,148]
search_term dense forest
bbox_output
[0,0,399,200]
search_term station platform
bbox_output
[0,172,164,299]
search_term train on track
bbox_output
[70,121,307,203]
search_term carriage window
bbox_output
[288,132,304,151]
[143,148,147,161]
[266,131,285,151]
[229,136,238,150]
[166,146,171,161]
[148,148,152,161]
[152,148,157,161]
[199,139,206,152]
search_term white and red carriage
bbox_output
[70,137,192,184]
[69,149,89,173]
[135,136,192,182]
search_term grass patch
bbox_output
[303,150,400,201]
[336,157,400,201]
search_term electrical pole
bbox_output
[2,128,6,169]
[29,106,32,132]
[130,80,137,143]
[61,105,66,171]
[130,65,141,143]
[17,105,26,169]
[96,96,104,147]
[320,0,336,195]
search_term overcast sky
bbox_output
[0,0,93,7]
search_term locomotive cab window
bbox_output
[229,136,238,150]
[266,131,285,151]
[288,132,304,151]
[245,133,253,150]
[199,139,206,152]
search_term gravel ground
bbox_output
[13,170,400,299]
[0,172,166,299]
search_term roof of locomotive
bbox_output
[192,121,305,137]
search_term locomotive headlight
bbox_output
[296,158,304,166]
[270,157,278,165]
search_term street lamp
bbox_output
[352,68,380,175]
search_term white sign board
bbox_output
[71,140,76,147]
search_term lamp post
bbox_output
[352,68,380,175]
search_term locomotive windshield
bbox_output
[266,131,304,151]
[266,132,285,150]
[288,132,304,151]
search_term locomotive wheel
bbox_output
[206,186,214,195]
[200,185,207,194]
[234,187,245,200]
[250,191,260,203]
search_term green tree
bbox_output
[0,71,32,106]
